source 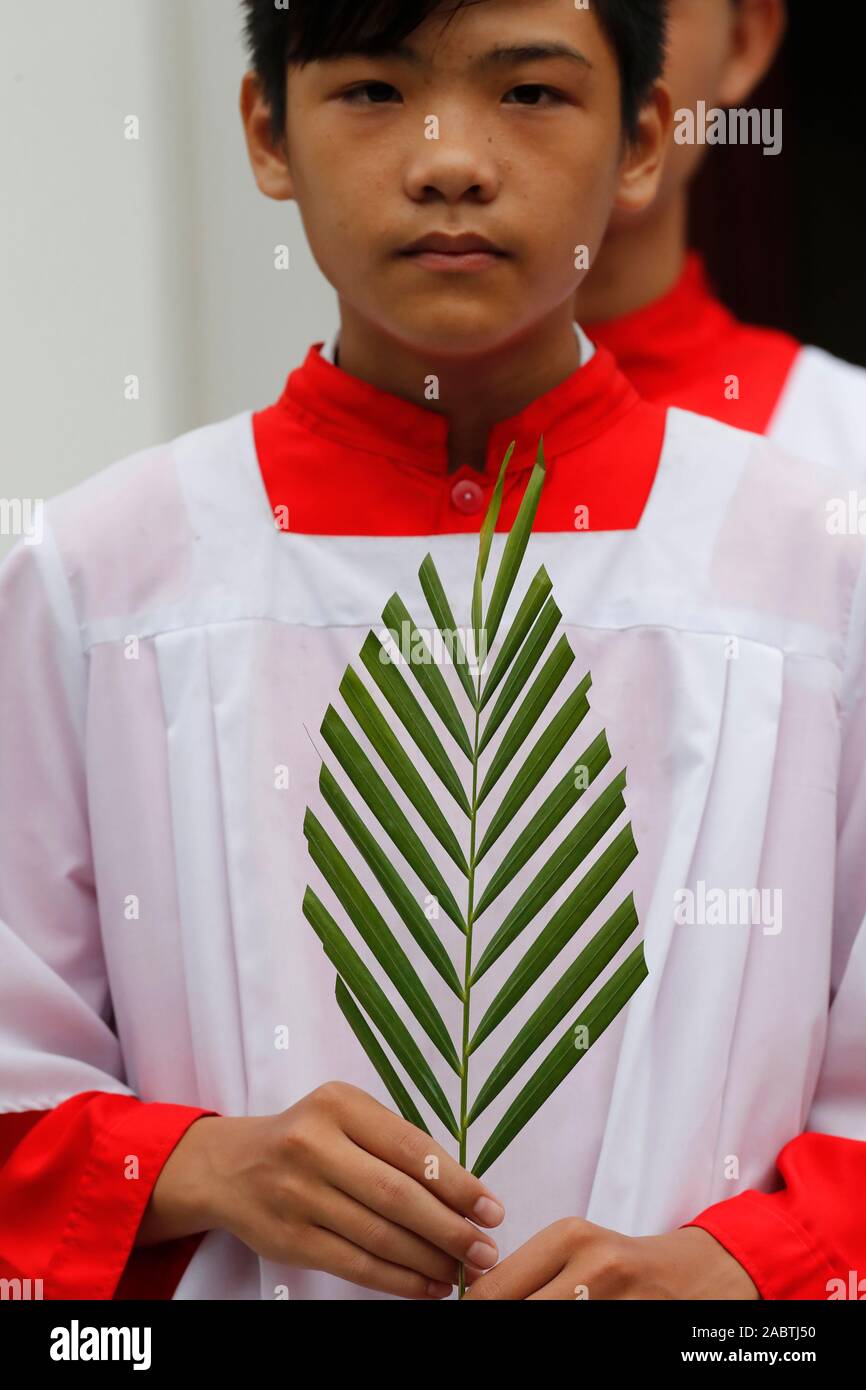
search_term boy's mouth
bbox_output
[398,230,508,273]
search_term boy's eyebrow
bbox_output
[351,41,594,71]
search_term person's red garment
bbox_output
[586,252,802,434]
[254,338,665,535]
[680,1132,866,1300]
[0,1092,218,1299]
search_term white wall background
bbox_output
[0,0,338,561]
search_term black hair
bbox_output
[240,0,668,146]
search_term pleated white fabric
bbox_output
[2,402,865,1300]
[770,344,866,474]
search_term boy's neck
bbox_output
[333,303,584,476]
[577,190,690,325]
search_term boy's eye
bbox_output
[339,82,565,107]
[340,82,400,105]
[503,85,565,107]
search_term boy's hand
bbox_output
[461,1217,760,1300]
[139,1081,505,1299]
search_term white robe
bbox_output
[1,398,866,1300]
[769,346,866,478]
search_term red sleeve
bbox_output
[0,1090,221,1300]
[681,1131,866,1300]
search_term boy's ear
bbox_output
[717,0,787,109]
[612,81,672,217]
[239,71,296,202]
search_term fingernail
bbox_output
[467,1239,498,1269]
[426,1280,454,1298]
[473,1195,505,1225]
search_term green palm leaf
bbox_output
[473,728,611,876]
[477,565,552,711]
[467,895,640,1124]
[318,763,464,998]
[320,704,466,933]
[418,553,477,708]
[304,809,461,1073]
[358,630,472,815]
[380,593,473,757]
[338,664,469,872]
[471,785,633,984]
[469,822,638,1048]
[481,437,547,651]
[471,944,648,1178]
[303,886,459,1139]
[475,637,576,803]
[300,430,647,1296]
[475,595,561,753]
[471,441,516,658]
[334,976,432,1136]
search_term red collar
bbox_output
[272,338,637,477]
[252,339,667,534]
[586,253,801,434]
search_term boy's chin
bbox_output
[381,318,534,361]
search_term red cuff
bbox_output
[0,1091,220,1299]
[681,1131,866,1301]
[682,1192,837,1300]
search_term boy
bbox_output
[580,0,866,467]
[0,0,864,1301]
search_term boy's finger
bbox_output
[462,1231,563,1301]
[303,1224,454,1300]
[325,1136,501,1269]
[340,1087,506,1226]
[313,1184,459,1285]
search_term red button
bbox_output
[450,478,485,514]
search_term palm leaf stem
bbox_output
[457,664,484,1299]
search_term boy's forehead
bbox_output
[301,0,603,74]
[314,38,595,73]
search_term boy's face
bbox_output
[242,0,667,359]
